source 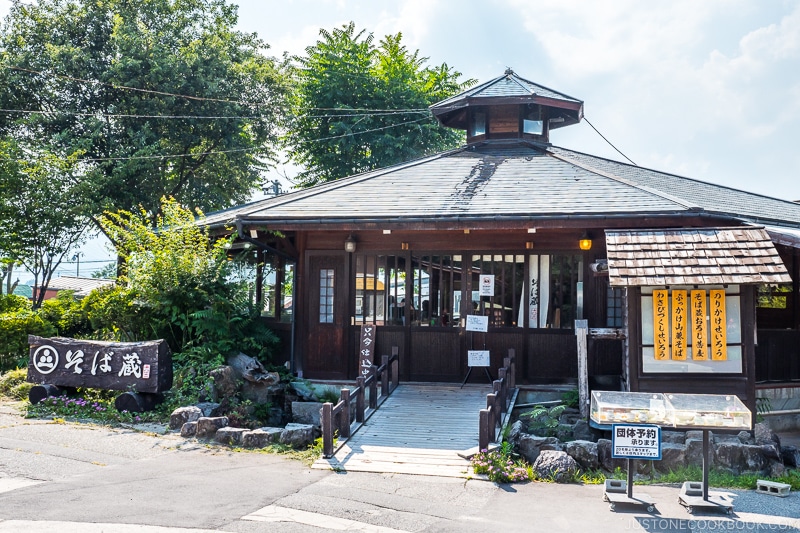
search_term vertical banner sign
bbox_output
[671,290,688,360]
[691,290,708,360]
[710,290,727,361]
[358,325,376,377]
[653,290,669,360]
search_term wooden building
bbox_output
[204,69,800,413]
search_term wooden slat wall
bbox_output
[755,330,800,383]
[526,330,578,383]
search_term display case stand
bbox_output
[603,459,656,513]
[677,429,733,515]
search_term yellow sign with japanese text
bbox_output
[709,290,727,361]
[653,290,669,360]
[691,290,708,360]
[671,290,688,360]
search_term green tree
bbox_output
[0,138,92,308]
[0,0,287,232]
[285,22,473,187]
[98,197,278,360]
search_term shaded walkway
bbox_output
[313,384,490,478]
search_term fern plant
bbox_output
[520,404,567,435]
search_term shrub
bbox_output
[0,367,31,400]
[0,310,55,372]
[471,443,530,483]
[37,291,91,338]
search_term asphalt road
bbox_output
[2,401,799,533]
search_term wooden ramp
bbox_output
[313,384,491,478]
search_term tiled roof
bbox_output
[605,227,791,287]
[550,147,800,227]
[203,141,800,230]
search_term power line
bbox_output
[0,108,430,120]
[76,116,433,162]
[6,65,248,105]
[583,116,636,166]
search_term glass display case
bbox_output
[664,393,751,430]
[591,391,669,425]
[590,391,752,430]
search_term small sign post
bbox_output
[604,424,660,512]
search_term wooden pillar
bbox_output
[575,319,589,418]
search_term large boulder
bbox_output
[227,353,279,384]
[279,423,315,448]
[241,383,283,405]
[169,406,202,430]
[737,431,755,445]
[532,450,579,483]
[572,419,599,442]
[781,445,800,468]
[564,440,599,470]
[661,431,685,445]
[292,401,324,426]
[754,422,776,445]
[741,445,770,473]
[196,402,222,417]
[288,381,318,402]
[516,434,561,464]
[215,427,249,446]
[597,439,627,473]
[684,438,710,467]
[195,416,229,439]
[209,366,239,400]
[180,421,197,438]
[655,442,686,473]
[715,441,744,471]
[507,420,524,449]
[242,427,283,448]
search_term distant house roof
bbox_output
[202,142,800,231]
[40,276,115,297]
[12,284,32,298]
[605,227,791,287]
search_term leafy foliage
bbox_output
[98,197,279,362]
[285,22,473,187]
[520,404,567,434]
[561,388,579,409]
[0,139,92,308]
[37,291,92,338]
[0,295,56,372]
[0,0,288,229]
[0,367,31,400]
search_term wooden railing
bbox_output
[478,349,516,452]
[321,347,399,458]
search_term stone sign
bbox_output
[27,335,172,393]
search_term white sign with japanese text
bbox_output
[611,424,662,460]
[465,314,489,332]
[467,350,490,367]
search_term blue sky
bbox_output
[2,0,800,276]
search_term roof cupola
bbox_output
[429,69,584,144]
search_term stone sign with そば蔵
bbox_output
[27,335,172,394]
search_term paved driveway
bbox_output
[2,401,799,532]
